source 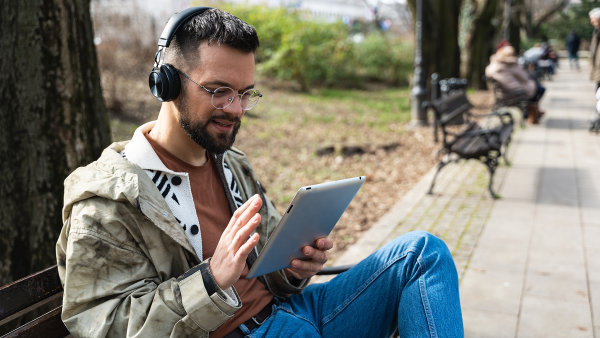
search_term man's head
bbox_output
[164,9,259,72]
[590,8,600,29]
[163,8,260,154]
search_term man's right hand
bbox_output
[210,194,263,290]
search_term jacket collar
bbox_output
[123,121,183,175]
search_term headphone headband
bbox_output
[157,6,212,47]
[149,6,213,102]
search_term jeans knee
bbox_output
[398,231,453,263]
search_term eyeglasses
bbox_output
[177,70,262,111]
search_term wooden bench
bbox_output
[0,265,69,337]
[0,263,351,337]
[426,81,514,199]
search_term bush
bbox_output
[225,4,413,91]
[223,5,299,63]
[261,21,358,91]
[354,33,413,86]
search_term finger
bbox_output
[301,246,328,264]
[236,232,260,260]
[290,259,322,275]
[231,195,262,233]
[223,195,257,235]
[315,237,334,251]
[285,268,302,280]
[232,213,261,248]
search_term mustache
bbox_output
[210,114,241,124]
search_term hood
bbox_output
[62,142,141,222]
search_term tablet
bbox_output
[246,176,365,279]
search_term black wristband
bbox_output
[178,261,219,296]
[199,261,219,296]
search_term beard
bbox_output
[177,93,241,154]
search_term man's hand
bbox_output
[285,237,334,280]
[210,194,263,290]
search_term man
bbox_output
[56,8,463,337]
[590,8,600,90]
[565,30,581,70]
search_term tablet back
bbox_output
[246,176,365,278]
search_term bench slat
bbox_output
[4,306,69,338]
[0,265,62,325]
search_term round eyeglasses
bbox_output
[178,70,262,111]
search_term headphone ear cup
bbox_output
[162,64,181,101]
[148,64,180,102]
[149,67,168,102]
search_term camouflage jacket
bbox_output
[56,123,306,337]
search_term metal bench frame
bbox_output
[426,86,514,199]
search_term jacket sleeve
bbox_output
[56,198,241,338]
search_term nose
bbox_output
[222,94,244,117]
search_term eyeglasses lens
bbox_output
[210,87,261,111]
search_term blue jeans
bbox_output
[242,231,463,337]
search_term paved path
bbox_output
[320,62,600,337]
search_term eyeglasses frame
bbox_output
[177,69,262,111]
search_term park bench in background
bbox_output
[426,74,515,199]
[0,263,353,337]
[0,265,69,337]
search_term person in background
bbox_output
[486,45,546,124]
[565,30,581,70]
[589,8,600,90]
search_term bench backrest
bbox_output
[430,92,472,126]
[0,265,68,337]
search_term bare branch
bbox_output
[532,0,569,32]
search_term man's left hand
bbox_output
[285,237,333,280]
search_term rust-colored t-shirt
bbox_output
[144,132,272,337]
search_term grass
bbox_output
[234,85,417,208]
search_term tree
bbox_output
[0,0,110,284]
[408,0,463,81]
[526,0,571,38]
[541,0,600,44]
[461,0,503,89]
[460,0,570,89]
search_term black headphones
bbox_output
[148,7,212,102]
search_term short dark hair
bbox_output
[166,8,259,67]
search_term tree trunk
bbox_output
[0,0,110,284]
[428,0,463,79]
[506,0,525,51]
[408,0,463,85]
[461,0,502,89]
